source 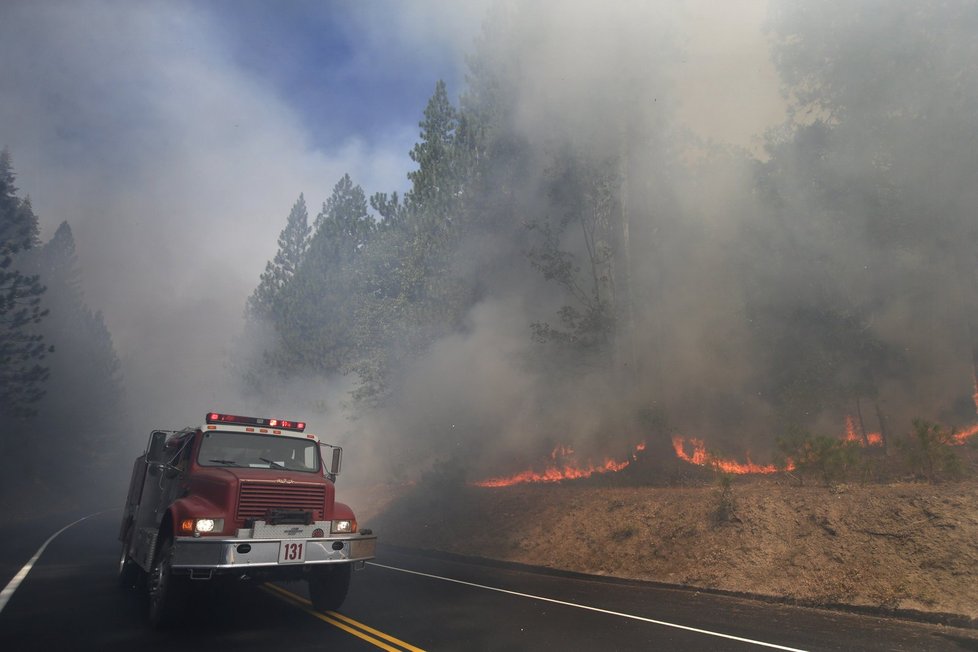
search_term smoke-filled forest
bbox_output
[0,149,125,502]
[236,1,978,484]
[2,0,977,504]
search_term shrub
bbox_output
[777,431,859,485]
[897,419,961,483]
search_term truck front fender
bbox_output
[167,495,226,534]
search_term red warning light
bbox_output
[205,412,306,432]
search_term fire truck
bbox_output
[117,412,377,627]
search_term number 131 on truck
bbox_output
[117,412,377,628]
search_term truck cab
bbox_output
[117,412,377,627]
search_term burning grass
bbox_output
[472,443,646,487]
[470,414,978,488]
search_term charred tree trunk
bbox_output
[855,397,870,447]
[875,400,890,454]
[616,139,637,382]
[969,331,978,421]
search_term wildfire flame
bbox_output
[843,415,883,446]
[973,366,978,414]
[473,376,978,487]
[472,442,645,488]
[952,368,978,444]
[670,436,789,474]
[953,423,978,444]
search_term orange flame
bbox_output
[973,365,978,414]
[473,442,645,487]
[844,415,859,442]
[952,366,978,444]
[952,423,978,445]
[671,436,789,474]
[843,415,882,446]
[946,367,978,444]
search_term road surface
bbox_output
[1,510,976,651]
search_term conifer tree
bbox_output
[406,80,461,224]
[247,194,310,320]
[26,222,124,479]
[0,149,51,417]
[275,175,374,376]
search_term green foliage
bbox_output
[275,174,375,376]
[528,152,622,365]
[247,194,310,321]
[751,301,901,430]
[897,419,961,483]
[0,156,125,497]
[234,1,978,477]
[350,82,476,402]
[21,222,125,480]
[0,148,51,417]
[777,430,860,485]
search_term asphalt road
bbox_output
[1,510,977,651]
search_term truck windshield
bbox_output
[197,431,320,473]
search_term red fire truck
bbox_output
[117,412,377,627]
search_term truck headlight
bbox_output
[180,518,224,535]
[330,519,356,534]
[195,518,217,533]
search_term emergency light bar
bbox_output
[206,412,306,432]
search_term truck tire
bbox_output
[117,541,140,590]
[308,564,351,612]
[148,538,185,628]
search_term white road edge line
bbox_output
[0,510,111,614]
[368,562,808,652]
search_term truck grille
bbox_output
[236,482,326,521]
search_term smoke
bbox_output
[4,0,972,488]
[348,0,792,475]
[0,1,477,439]
[352,0,978,480]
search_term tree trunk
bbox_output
[615,135,637,382]
[855,397,870,447]
[875,400,890,454]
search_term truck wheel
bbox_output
[148,538,185,628]
[117,541,140,589]
[308,564,351,612]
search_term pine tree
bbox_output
[348,83,475,402]
[528,150,621,366]
[0,149,51,417]
[274,175,375,376]
[247,194,310,320]
[25,222,124,480]
[406,80,460,223]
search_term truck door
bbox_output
[131,430,173,570]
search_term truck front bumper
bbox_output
[170,532,377,570]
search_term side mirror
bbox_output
[147,430,168,463]
[319,444,342,477]
[330,447,342,476]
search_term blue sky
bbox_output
[0,0,781,427]
[0,0,487,423]
[203,0,475,153]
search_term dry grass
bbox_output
[349,477,978,619]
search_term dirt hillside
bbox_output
[348,478,978,622]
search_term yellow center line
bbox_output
[262,583,426,652]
